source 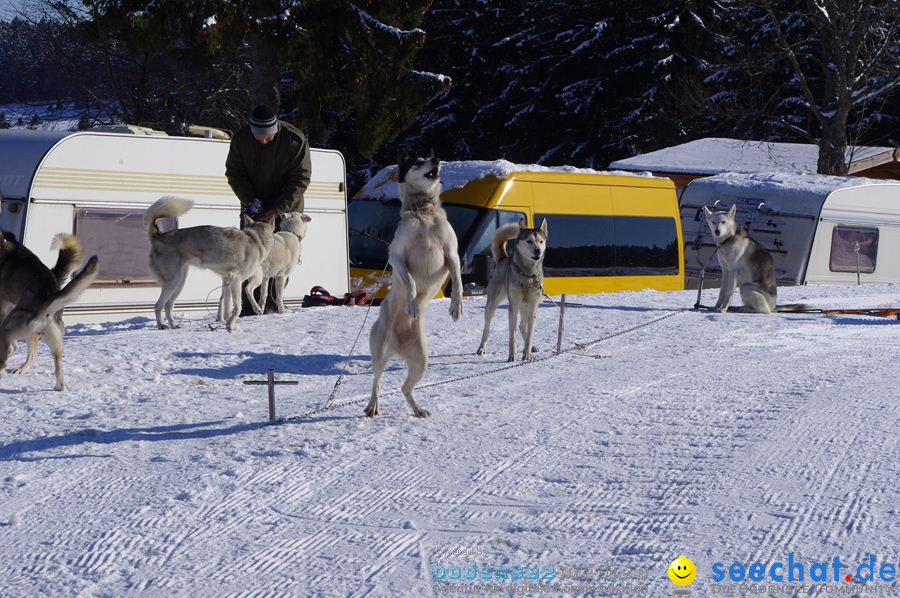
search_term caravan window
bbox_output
[75,208,176,285]
[829,226,878,274]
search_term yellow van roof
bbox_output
[354,159,667,200]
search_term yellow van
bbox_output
[349,161,683,297]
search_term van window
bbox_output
[75,208,175,284]
[348,199,486,268]
[467,209,527,268]
[536,214,678,276]
[830,226,878,273]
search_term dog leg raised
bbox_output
[444,247,464,321]
[390,256,419,319]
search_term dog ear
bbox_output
[727,204,736,219]
[241,213,253,228]
[703,206,712,217]
[539,218,548,236]
[300,213,311,222]
[518,218,526,229]
[397,153,413,182]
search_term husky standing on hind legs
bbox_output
[365,154,463,418]
[476,219,548,362]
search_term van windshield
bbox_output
[348,199,486,268]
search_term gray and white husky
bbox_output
[704,205,809,313]
[145,196,275,332]
[476,219,548,361]
[0,233,98,390]
[242,212,311,315]
[365,154,464,418]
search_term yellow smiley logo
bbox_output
[668,556,696,586]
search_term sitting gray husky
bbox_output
[704,205,808,313]
[476,219,548,361]
[146,196,275,332]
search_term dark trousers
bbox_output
[239,213,283,317]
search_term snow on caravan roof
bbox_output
[608,137,897,175]
[355,159,656,199]
[682,171,892,213]
[0,130,71,199]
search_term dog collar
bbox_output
[511,255,543,289]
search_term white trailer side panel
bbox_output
[806,184,900,284]
[17,132,348,322]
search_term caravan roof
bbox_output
[680,171,891,214]
[0,130,70,199]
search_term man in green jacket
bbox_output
[225,104,312,224]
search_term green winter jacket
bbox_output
[225,120,312,216]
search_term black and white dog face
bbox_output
[515,218,548,263]
[398,153,441,196]
[703,204,738,243]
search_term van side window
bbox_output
[468,209,527,266]
[536,214,678,276]
[830,226,878,273]
[75,208,176,285]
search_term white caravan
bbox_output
[680,172,900,287]
[0,129,349,322]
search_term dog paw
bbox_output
[507,354,517,363]
[476,346,487,356]
[12,366,30,375]
[522,353,535,362]
[54,383,66,391]
[449,300,462,321]
[412,406,431,418]
[406,301,419,319]
[364,404,379,417]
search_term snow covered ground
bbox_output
[1,284,899,597]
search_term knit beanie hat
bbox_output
[249,105,278,136]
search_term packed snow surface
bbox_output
[0,284,898,596]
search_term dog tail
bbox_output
[491,223,520,261]
[41,256,99,317]
[146,196,193,238]
[775,303,814,312]
[49,234,84,285]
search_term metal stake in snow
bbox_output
[556,294,566,354]
[854,241,861,285]
[243,369,298,424]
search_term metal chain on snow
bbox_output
[279,308,686,423]
[322,250,391,409]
